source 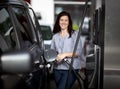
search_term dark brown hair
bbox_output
[53,11,74,37]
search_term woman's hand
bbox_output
[56,53,66,62]
[55,52,78,62]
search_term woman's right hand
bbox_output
[56,53,66,62]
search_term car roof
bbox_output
[0,0,26,6]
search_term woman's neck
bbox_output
[60,29,68,37]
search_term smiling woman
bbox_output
[51,11,82,89]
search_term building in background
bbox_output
[28,0,90,32]
[31,0,54,27]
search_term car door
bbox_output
[0,3,45,89]
[11,6,46,89]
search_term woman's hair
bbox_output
[53,11,74,37]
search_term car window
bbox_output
[0,8,18,51]
[28,8,44,51]
[28,8,36,27]
[12,7,32,42]
[28,8,43,39]
[40,25,53,40]
[11,7,36,49]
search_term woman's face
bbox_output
[59,15,69,31]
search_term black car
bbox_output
[0,0,48,89]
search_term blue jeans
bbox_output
[53,69,78,89]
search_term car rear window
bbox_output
[40,25,53,40]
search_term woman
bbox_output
[51,11,82,89]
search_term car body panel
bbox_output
[0,0,45,89]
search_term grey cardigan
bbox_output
[51,31,82,70]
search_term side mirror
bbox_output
[44,49,57,62]
[1,51,32,74]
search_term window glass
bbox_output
[0,7,18,51]
[28,8,43,37]
[28,8,44,51]
[11,7,34,49]
[28,8,36,29]
[40,25,52,40]
[12,7,32,42]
